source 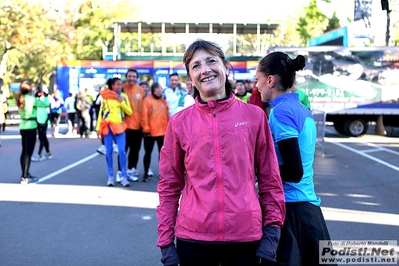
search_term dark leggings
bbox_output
[37,123,50,154]
[176,238,260,266]
[143,136,164,174]
[20,128,37,178]
[119,128,142,170]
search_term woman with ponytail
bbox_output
[96,78,132,187]
[17,81,49,184]
[256,52,334,266]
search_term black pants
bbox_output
[119,128,142,170]
[89,106,95,132]
[50,113,61,127]
[176,238,260,266]
[20,128,37,178]
[143,135,164,174]
[77,111,90,137]
[276,202,334,266]
[37,123,50,154]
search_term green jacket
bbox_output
[19,94,49,130]
[295,88,311,109]
[36,95,50,124]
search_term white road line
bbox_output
[321,207,399,226]
[366,142,399,156]
[361,148,383,153]
[0,183,398,227]
[325,138,399,172]
[37,153,100,183]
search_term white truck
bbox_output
[270,46,399,137]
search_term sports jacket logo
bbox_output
[235,121,248,127]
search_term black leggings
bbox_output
[37,123,50,154]
[143,136,164,174]
[176,238,260,266]
[119,128,142,170]
[20,128,37,178]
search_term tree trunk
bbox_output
[0,42,11,80]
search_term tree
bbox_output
[325,11,341,33]
[60,0,140,60]
[296,0,328,45]
[0,0,61,88]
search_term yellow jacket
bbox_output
[96,89,132,135]
[123,83,145,130]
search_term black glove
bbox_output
[144,132,151,138]
[160,243,180,266]
[256,226,281,264]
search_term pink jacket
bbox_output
[157,94,285,247]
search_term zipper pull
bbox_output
[213,110,216,117]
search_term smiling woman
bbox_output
[156,39,286,266]
[181,40,234,102]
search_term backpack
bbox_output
[75,96,85,111]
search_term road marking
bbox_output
[322,207,399,226]
[0,183,398,226]
[37,153,100,183]
[0,183,159,209]
[325,138,399,172]
[361,148,383,153]
[365,142,399,156]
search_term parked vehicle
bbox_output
[269,46,399,136]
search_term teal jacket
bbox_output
[19,94,49,130]
[36,96,50,124]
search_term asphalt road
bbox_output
[0,124,398,266]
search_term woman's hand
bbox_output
[116,96,125,103]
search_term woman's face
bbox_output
[235,82,246,95]
[153,85,163,98]
[255,66,274,102]
[113,80,123,92]
[188,49,228,101]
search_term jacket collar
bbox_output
[196,93,236,113]
[270,92,299,108]
[100,88,118,100]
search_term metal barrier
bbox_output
[6,106,20,119]
[312,109,326,157]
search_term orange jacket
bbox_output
[123,83,145,130]
[142,94,169,137]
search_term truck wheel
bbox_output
[343,119,368,137]
[333,122,346,135]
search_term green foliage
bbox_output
[296,0,328,45]
[325,11,341,32]
[0,0,139,94]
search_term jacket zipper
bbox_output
[213,109,224,241]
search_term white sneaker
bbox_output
[45,152,53,160]
[31,154,45,162]
[97,145,106,155]
[120,178,130,187]
[147,168,154,177]
[107,176,115,186]
[113,144,118,153]
[127,168,139,182]
[115,171,122,183]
